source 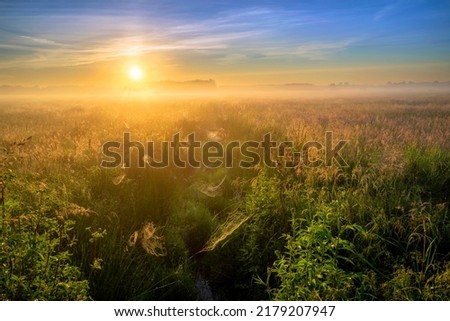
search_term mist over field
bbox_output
[2,81,450,100]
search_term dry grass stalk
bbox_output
[199,210,252,253]
[128,222,167,257]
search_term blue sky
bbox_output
[0,0,449,86]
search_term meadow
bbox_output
[1,92,449,300]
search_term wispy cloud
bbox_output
[0,7,327,69]
[374,2,399,21]
[294,39,356,60]
[19,35,59,46]
[231,38,357,62]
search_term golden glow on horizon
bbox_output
[128,66,143,82]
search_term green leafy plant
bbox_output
[266,204,367,300]
[0,213,90,300]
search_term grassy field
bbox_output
[1,94,449,300]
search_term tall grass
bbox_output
[0,96,449,300]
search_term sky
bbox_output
[0,0,449,87]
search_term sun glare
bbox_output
[128,66,143,82]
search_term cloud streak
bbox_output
[294,39,356,60]
[374,3,396,21]
[0,7,329,69]
[19,35,59,45]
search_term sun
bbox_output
[128,66,143,82]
